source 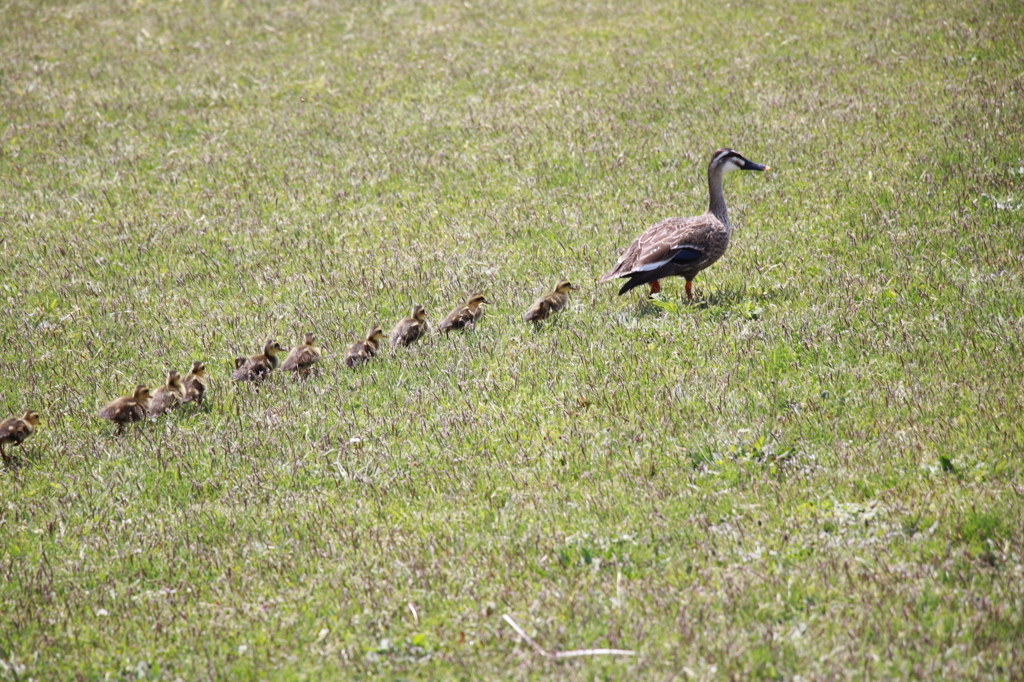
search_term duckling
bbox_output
[234,357,247,370]
[149,370,185,416]
[343,326,386,368]
[0,410,42,464]
[182,361,209,405]
[281,332,322,375]
[390,305,429,348]
[438,293,491,334]
[231,340,285,382]
[600,148,769,300]
[99,385,151,435]
[523,280,579,323]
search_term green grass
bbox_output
[2,0,1023,678]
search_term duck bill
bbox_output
[742,160,770,171]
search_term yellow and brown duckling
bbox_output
[99,385,151,435]
[182,361,209,405]
[231,340,285,382]
[281,332,322,375]
[0,410,42,464]
[523,279,579,323]
[344,326,386,368]
[390,305,429,348]
[438,293,491,334]
[149,370,185,416]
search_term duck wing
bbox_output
[615,245,704,295]
[183,375,208,403]
[0,417,28,444]
[281,346,319,371]
[600,216,716,282]
[149,389,179,416]
[232,356,273,381]
[101,398,145,423]
[439,305,472,332]
[344,341,374,367]
[390,320,424,347]
[523,297,551,322]
[99,397,128,420]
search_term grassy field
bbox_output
[2,0,1023,678]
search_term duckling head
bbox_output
[412,305,427,322]
[22,411,42,427]
[554,279,579,293]
[166,370,182,389]
[303,332,316,346]
[264,340,285,356]
[467,293,491,307]
[190,361,206,376]
[234,357,247,370]
[367,326,385,343]
[133,385,152,402]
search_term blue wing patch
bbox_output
[670,247,702,265]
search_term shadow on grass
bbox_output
[700,284,796,308]
[633,298,668,319]
[639,283,797,317]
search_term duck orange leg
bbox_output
[685,280,693,301]
[648,280,662,297]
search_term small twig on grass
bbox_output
[554,649,638,659]
[502,614,636,660]
[502,614,547,656]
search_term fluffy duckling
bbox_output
[99,385,151,435]
[149,370,185,416]
[344,326,385,368]
[0,410,42,464]
[438,293,490,334]
[182,361,209,405]
[390,305,429,348]
[523,280,579,323]
[281,332,322,375]
[231,340,285,382]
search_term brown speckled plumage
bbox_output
[524,280,578,322]
[149,370,185,416]
[182,361,209,405]
[231,340,285,382]
[390,305,429,348]
[0,410,41,463]
[524,278,581,321]
[344,327,385,368]
[438,294,490,334]
[100,385,151,434]
[281,333,322,374]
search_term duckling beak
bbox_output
[743,160,769,172]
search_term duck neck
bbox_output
[707,165,730,231]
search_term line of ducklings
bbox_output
[84,281,579,438]
[0,281,578,454]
